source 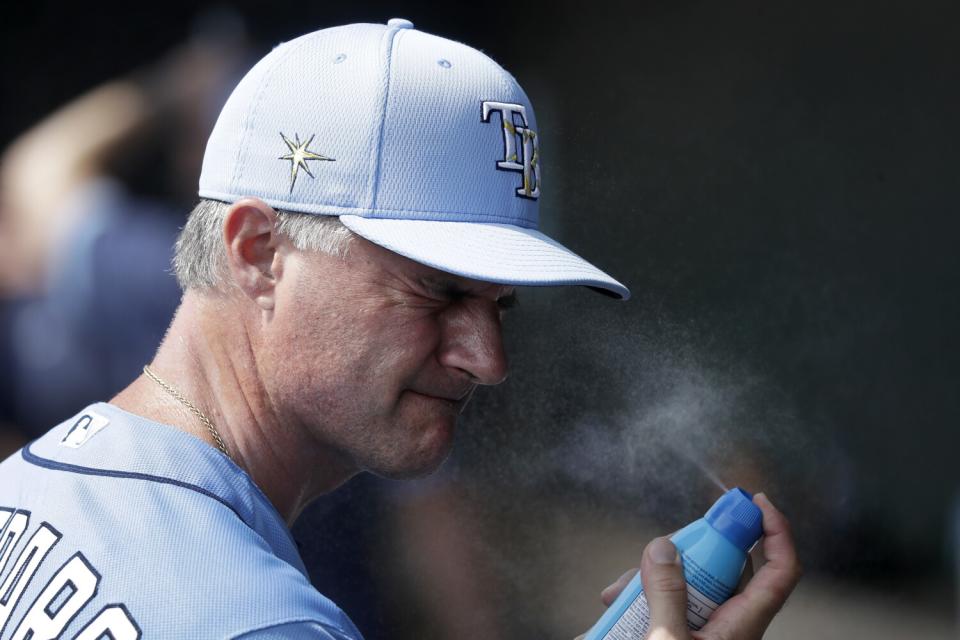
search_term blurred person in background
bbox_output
[0,15,246,441]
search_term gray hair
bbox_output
[173,199,353,290]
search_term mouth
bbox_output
[408,387,476,414]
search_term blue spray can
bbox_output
[584,488,763,640]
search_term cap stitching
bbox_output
[228,40,302,194]
[370,26,404,212]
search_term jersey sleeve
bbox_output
[231,620,363,640]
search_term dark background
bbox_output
[3,0,957,633]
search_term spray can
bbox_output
[584,487,763,640]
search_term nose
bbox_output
[437,298,509,385]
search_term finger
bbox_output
[735,553,754,594]
[745,493,802,613]
[698,493,802,639]
[601,568,639,607]
[640,537,689,640]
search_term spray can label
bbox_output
[599,558,728,639]
[600,587,653,640]
[680,555,731,628]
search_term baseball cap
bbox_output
[199,18,630,300]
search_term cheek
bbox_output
[332,311,444,420]
[378,312,444,382]
[266,292,443,404]
[261,303,364,398]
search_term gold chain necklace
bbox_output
[142,365,232,459]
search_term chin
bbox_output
[370,414,457,480]
[369,445,453,480]
[376,451,451,480]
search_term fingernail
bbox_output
[755,492,771,506]
[649,537,678,565]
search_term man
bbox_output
[0,19,799,639]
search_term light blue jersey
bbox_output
[0,403,364,639]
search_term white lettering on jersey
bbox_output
[0,510,30,576]
[0,507,141,637]
[74,604,141,640]
[0,522,61,635]
[60,412,110,449]
[481,100,541,199]
[11,553,100,640]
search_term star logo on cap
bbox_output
[278,132,334,192]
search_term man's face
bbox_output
[261,234,515,480]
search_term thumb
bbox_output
[641,537,690,640]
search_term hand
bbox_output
[691,493,802,639]
[578,493,801,640]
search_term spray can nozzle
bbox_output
[704,487,763,553]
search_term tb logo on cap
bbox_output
[481,101,541,200]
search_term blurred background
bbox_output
[1,1,957,638]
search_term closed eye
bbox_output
[418,277,462,301]
[419,276,517,311]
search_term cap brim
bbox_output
[338,216,630,300]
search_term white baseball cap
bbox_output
[199,18,629,300]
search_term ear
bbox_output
[223,198,286,310]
